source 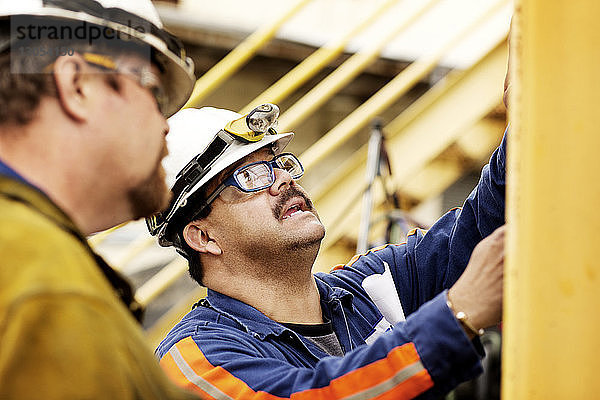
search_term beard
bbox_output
[127,143,172,220]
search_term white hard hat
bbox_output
[0,0,195,117]
[148,104,294,246]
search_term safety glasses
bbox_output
[82,53,168,115]
[202,152,304,209]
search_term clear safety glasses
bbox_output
[202,152,304,208]
[82,53,168,115]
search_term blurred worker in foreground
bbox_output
[0,1,200,398]
[147,102,506,399]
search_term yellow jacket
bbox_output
[0,175,198,399]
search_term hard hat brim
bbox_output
[1,9,195,117]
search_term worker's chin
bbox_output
[288,220,325,250]
[128,166,171,220]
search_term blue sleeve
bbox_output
[328,130,506,316]
[159,292,480,400]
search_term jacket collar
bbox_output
[315,276,354,309]
[0,165,78,234]
[0,159,31,184]
[204,279,354,341]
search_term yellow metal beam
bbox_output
[277,0,440,132]
[297,0,508,172]
[109,235,156,272]
[183,0,313,108]
[135,258,188,307]
[316,116,504,272]
[87,222,126,247]
[239,0,423,115]
[503,1,600,398]
[401,117,505,201]
[361,117,504,246]
[310,40,507,272]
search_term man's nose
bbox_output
[269,168,293,196]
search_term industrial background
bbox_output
[92,1,511,397]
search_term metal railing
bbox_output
[238,0,404,114]
[277,0,440,132]
[184,0,313,108]
[297,0,508,171]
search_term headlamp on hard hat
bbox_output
[146,103,285,241]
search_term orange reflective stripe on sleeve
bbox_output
[160,337,433,400]
[296,342,433,400]
[160,349,219,399]
[160,337,284,400]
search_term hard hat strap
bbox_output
[148,129,234,237]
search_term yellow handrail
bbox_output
[277,0,439,132]
[87,222,126,247]
[298,0,509,171]
[238,0,403,115]
[183,0,313,108]
[311,39,507,267]
[135,258,188,307]
[113,235,155,271]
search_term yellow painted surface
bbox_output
[277,0,439,132]
[135,258,189,306]
[146,287,207,348]
[504,1,600,398]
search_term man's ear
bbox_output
[52,53,94,122]
[183,222,222,256]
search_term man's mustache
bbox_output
[272,186,314,220]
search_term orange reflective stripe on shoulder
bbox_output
[338,244,396,272]
[333,228,427,272]
[160,337,433,400]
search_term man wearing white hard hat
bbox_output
[0,1,199,398]
[148,103,506,400]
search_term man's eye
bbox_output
[241,170,254,182]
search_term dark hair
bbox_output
[0,45,57,126]
[169,188,213,286]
